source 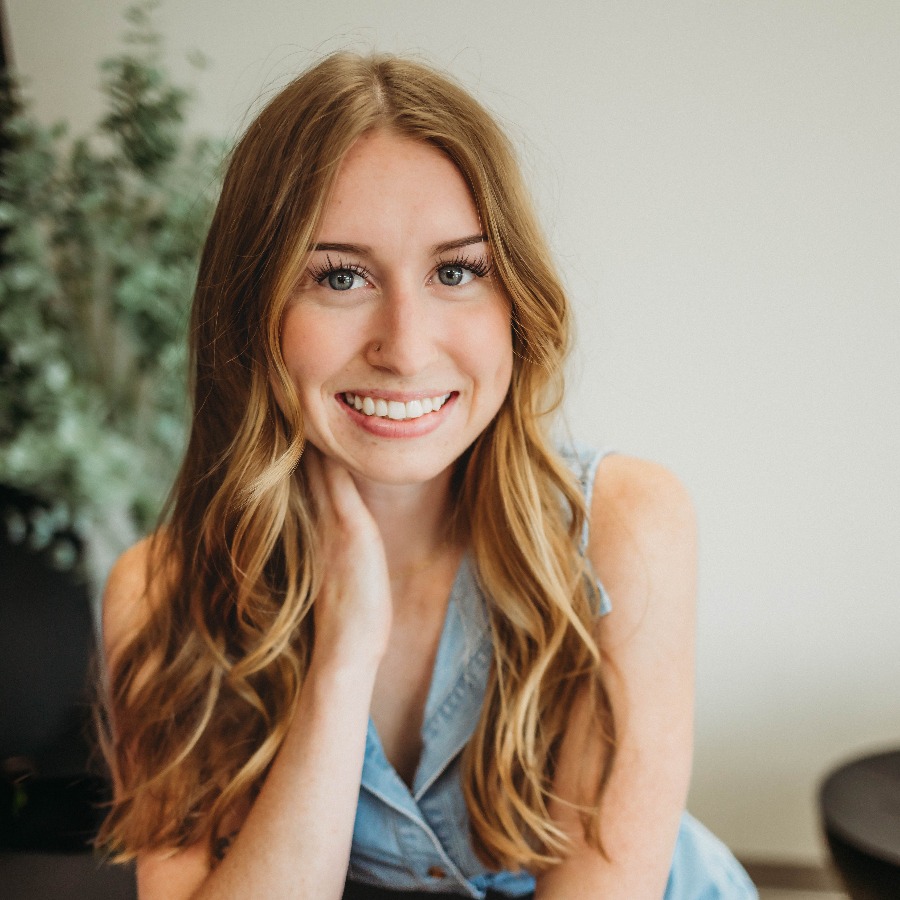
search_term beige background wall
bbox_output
[8,0,900,864]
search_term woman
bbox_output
[99,53,756,898]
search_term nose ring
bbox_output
[374,342,382,352]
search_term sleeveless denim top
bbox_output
[348,445,757,898]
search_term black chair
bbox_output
[0,486,136,898]
[820,748,900,900]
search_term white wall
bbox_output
[8,0,900,863]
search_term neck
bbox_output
[350,467,459,578]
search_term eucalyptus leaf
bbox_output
[0,1,222,589]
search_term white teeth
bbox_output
[343,392,451,420]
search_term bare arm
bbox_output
[535,455,696,899]
[103,452,392,900]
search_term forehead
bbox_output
[315,129,482,245]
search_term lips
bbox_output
[342,392,452,421]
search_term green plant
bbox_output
[0,2,221,589]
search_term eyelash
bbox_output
[306,252,493,285]
[436,253,493,279]
[308,255,372,285]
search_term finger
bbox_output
[318,455,371,525]
[302,448,370,531]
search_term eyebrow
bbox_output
[312,234,487,255]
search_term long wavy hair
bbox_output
[99,52,615,872]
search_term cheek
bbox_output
[280,308,351,394]
[464,303,514,397]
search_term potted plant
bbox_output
[0,1,220,604]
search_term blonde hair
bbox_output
[99,52,614,872]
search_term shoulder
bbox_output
[589,455,695,551]
[587,455,697,646]
[102,532,177,666]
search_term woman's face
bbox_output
[281,129,513,488]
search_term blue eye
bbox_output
[437,264,474,286]
[325,269,366,291]
[435,253,492,287]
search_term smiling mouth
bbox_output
[342,392,453,421]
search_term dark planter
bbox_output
[820,748,900,900]
[0,484,102,851]
[0,486,136,897]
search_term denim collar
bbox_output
[361,553,492,806]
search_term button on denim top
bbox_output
[348,445,757,899]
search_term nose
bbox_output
[365,281,437,377]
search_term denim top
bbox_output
[347,445,757,899]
